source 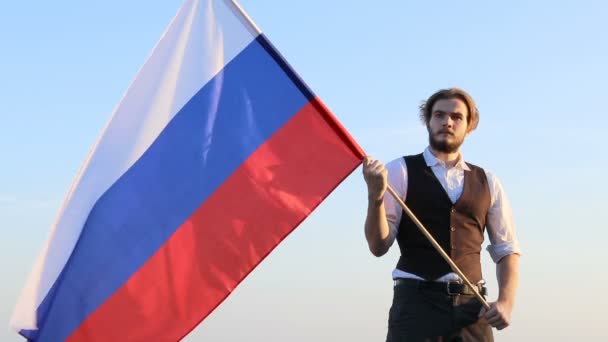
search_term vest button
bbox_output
[451,208,456,213]
[451,245,456,249]
[450,227,456,232]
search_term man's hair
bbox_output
[419,88,479,131]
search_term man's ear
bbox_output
[465,127,476,137]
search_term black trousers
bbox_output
[386,281,493,342]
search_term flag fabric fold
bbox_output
[11,0,364,340]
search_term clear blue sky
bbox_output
[1,1,606,340]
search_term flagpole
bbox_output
[386,185,491,309]
[228,0,490,311]
[226,0,262,35]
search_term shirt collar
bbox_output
[423,146,471,171]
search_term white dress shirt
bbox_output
[384,147,521,281]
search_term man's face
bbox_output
[427,98,469,153]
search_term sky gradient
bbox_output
[2,1,607,340]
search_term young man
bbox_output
[363,88,521,341]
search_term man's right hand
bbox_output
[362,156,388,202]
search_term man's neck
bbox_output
[429,147,461,168]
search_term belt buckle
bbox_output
[446,280,462,296]
[477,279,487,296]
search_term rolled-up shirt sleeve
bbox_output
[383,158,408,248]
[485,171,522,263]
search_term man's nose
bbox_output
[443,116,453,127]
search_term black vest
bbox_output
[396,154,491,282]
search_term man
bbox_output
[363,88,520,341]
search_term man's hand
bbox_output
[362,156,388,202]
[479,300,513,330]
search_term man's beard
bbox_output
[428,132,464,153]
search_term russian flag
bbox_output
[10,0,364,340]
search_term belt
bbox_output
[394,278,487,296]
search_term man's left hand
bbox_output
[478,300,512,330]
